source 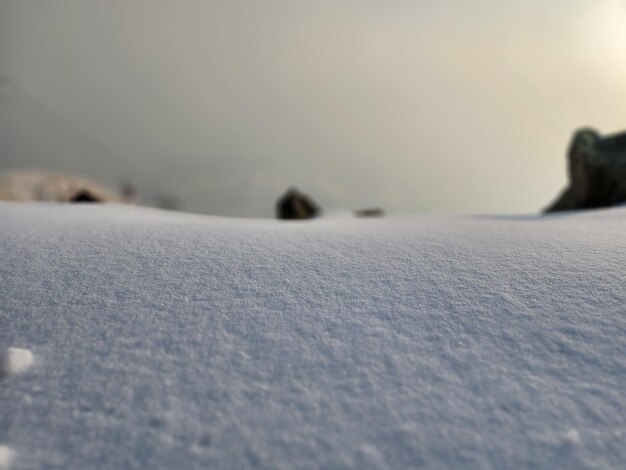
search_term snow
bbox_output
[0,446,14,470]
[0,348,34,378]
[563,429,582,447]
[1,202,625,469]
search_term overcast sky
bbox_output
[1,0,625,216]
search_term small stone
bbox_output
[355,208,384,218]
[69,189,102,203]
[276,188,321,220]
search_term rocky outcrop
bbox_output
[276,188,320,220]
[0,170,122,203]
[545,128,626,212]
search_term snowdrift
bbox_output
[1,203,625,469]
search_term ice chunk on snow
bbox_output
[1,347,34,378]
[563,429,581,446]
[0,446,14,470]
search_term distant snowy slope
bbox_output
[1,203,625,469]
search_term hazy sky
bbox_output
[1,0,625,216]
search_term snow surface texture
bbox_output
[1,203,625,469]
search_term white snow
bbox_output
[0,446,14,470]
[1,348,34,379]
[563,429,582,446]
[1,202,625,469]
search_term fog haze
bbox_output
[1,1,625,216]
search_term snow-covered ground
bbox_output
[1,202,625,469]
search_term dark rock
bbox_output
[355,208,384,218]
[545,128,626,212]
[69,189,102,203]
[276,188,320,220]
